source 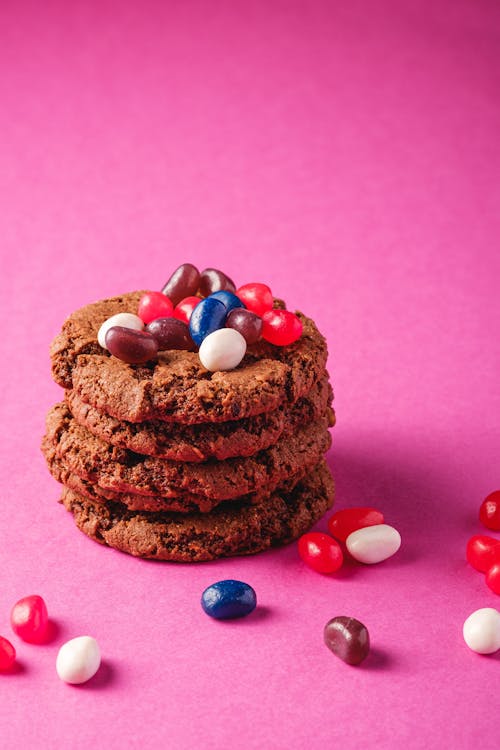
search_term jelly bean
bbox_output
[199,268,236,296]
[56,636,101,684]
[298,532,343,574]
[486,564,500,595]
[209,290,244,314]
[137,291,174,324]
[261,309,303,346]
[466,535,500,573]
[0,636,16,671]
[173,296,200,324]
[324,616,370,665]
[161,263,200,306]
[97,313,144,350]
[146,317,195,351]
[201,580,256,620]
[105,326,159,364]
[346,524,401,564]
[236,283,273,317]
[463,607,500,654]
[479,490,500,531]
[10,595,49,644]
[328,507,385,543]
[198,328,247,372]
[189,297,227,346]
[226,308,263,345]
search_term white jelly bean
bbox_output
[346,523,401,564]
[198,328,247,372]
[97,313,144,350]
[56,635,101,684]
[463,608,500,654]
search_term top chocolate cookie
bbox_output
[50,291,328,424]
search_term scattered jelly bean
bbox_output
[189,297,227,346]
[201,580,256,620]
[198,328,247,372]
[0,636,16,671]
[328,507,385,543]
[466,535,500,573]
[105,326,159,364]
[486,564,500,595]
[209,290,244,314]
[346,524,401,564]
[298,532,343,574]
[199,268,236,296]
[463,607,500,654]
[236,283,273,317]
[324,616,370,665]
[97,313,144,350]
[261,309,303,346]
[137,291,174,324]
[173,296,201,324]
[56,636,101,684]
[226,308,263,345]
[161,263,200,306]
[146,317,195,351]
[479,491,500,531]
[10,595,49,644]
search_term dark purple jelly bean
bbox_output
[324,616,370,666]
[146,317,195,351]
[226,308,262,345]
[199,268,236,296]
[209,290,244,314]
[161,263,200,306]
[189,297,227,346]
[105,326,158,364]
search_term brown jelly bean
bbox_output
[199,268,236,296]
[161,263,200,306]
[146,317,196,351]
[226,308,262,345]
[324,616,370,665]
[105,326,158,364]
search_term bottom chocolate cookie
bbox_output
[60,461,334,562]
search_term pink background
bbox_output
[1,1,499,747]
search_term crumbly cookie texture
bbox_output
[60,461,335,562]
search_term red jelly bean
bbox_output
[137,291,174,324]
[328,507,385,543]
[486,564,500,595]
[466,535,500,573]
[261,309,303,346]
[226,308,263,345]
[105,327,159,364]
[298,532,343,574]
[10,595,49,644]
[479,491,500,531]
[199,268,236,296]
[0,636,16,671]
[161,263,200,306]
[173,296,200,324]
[236,283,273,317]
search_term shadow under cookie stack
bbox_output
[42,265,335,562]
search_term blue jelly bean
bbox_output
[201,580,257,620]
[209,291,245,314]
[189,297,227,346]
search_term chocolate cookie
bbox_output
[50,292,328,423]
[65,376,334,461]
[59,460,335,561]
[42,402,332,502]
[46,452,310,513]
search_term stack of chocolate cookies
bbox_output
[42,291,335,561]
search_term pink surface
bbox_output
[1,0,499,747]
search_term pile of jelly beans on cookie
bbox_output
[97,264,303,372]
